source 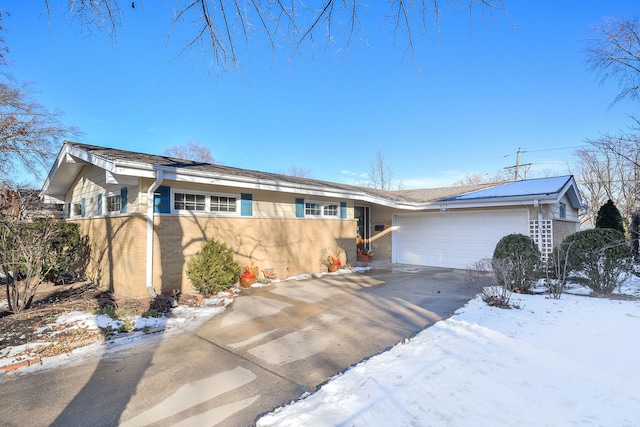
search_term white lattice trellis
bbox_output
[529,220,553,260]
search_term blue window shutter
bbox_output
[120,187,128,213]
[97,194,103,216]
[154,186,171,213]
[295,198,305,218]
[340,201,347,219]
[81,198,86,218]
[67,203,71,219]
[241,193,253,216]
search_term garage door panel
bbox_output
[395,210,529,269]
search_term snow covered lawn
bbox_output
[257,278,640,426]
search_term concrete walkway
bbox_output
[0,265,478,427]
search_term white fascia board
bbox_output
[399,195,558,211]
[65,145,117,172]
[105,171,142,185]
[41,146,74,194]
[166,169,399,204]
[64,145,156,178]
[42,194,65,204]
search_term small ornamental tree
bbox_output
[186,238,241,295]
[492,233,541,293]
[0,192,87,313]
[561,228,632,295]
[595,199,624,234]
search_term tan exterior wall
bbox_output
[152,215,356,294]
[554,219,580,247]
[73,215,148,297]
[368,205,395,261]
[74,213,356,296]
[66,176,358,296]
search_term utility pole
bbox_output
[504,148,532,181]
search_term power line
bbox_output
[521,145,588,153]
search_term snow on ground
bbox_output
[257,276,640,427]
[2,269,640,426]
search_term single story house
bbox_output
[41,142,586,297]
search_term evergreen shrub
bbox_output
[186,238,241,295]
[492,233,541,293]
[561,228,632,295]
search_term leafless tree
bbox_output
[162,141,215,163]
[366,150,396,191]
[452,172,508,186]
[587,16,640,106]
[0,13,78,185]
[0,82,78,185]
[576,133,640,229]
[286,166,313,178]
[41,0,508,70]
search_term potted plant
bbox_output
[320,247,345,272]
[326,254,341,272]
[239,263,258,288]
[357,248,373,263]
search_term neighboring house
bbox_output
[41,142,586,297]
[1,188,64,219]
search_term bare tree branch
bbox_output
[37,1,507,70]
[161,140,216,163]
[0,82,79,184]
[587,16,640,106]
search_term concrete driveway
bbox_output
[0,265,478,427]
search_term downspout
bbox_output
[533,199,544,255]
[146,169,164,297]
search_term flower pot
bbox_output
[239,275,256,288]
[328,263,340,272]
[357,254,372,263]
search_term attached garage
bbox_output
[393,209,530,269]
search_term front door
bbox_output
[354,206,370,253]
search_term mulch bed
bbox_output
[0,281,153,352]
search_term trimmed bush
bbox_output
[561,228,632,295]
[186,238,241,295]
[492,233,541,293]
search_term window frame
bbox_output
[173,191,208,212]
[304,200,340,218]
[559,202,567,219]
[104,192,122,214]
[210,193,239,214]
[171,189,240,215]
[71,202,83,218]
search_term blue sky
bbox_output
[5,1,640,188]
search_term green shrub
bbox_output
[492,233,541,293]
[186,238,241,295]
[561,228,632,295]
[45,222,89,283]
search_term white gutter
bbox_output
[145,169,164,297]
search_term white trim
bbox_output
[104,191,122,215]
[70,201,83,218]
[171,188,240,216]
[304,200,340,218]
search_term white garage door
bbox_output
[393,209,530,269]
